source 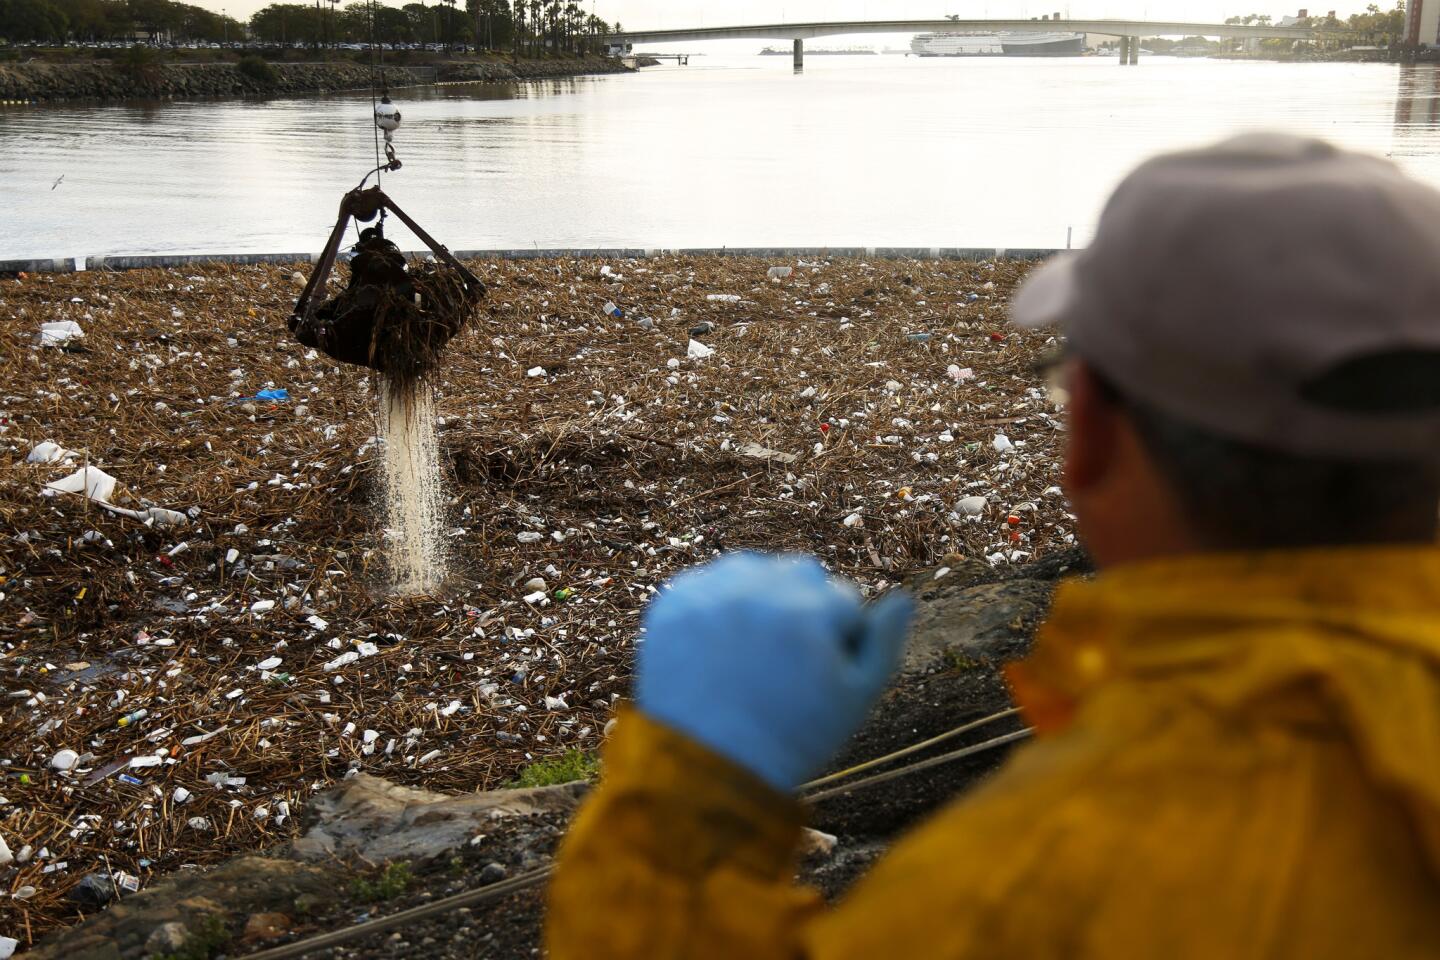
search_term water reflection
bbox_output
[1394,64,1440,153]
[3,59,1438,259]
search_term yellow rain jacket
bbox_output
[547,548,1440,958]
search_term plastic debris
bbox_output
[50,749,80,772]
[39,320,84,346]
[957,496,988,517]
[26,441,77,464]
[602,300,623,318]
[687,339,714,359]
[737,443,798,465]
[100,504,189,527]
[44,466,118,503]
[767,266,794,281]
[67,872,117,909]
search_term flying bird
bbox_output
[51,175,64,190]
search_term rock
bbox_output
[240,912,292,944]
[28,858,331,959]
[290,773,588,863]
[144,922,190,954]
[479,862,508,884]
[900,579,1052,675]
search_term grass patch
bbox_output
[152,914,230,960]
[351,861,414,903]
[510,749,599,788]
[943,649,985,672]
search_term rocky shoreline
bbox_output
[0,56,632,104]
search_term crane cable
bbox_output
[239,708,1031,960]
[367,0,383,192]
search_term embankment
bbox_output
[0,56,631,104]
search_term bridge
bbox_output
[614,18,1320,68]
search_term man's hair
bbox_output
[1120,397,1440,550]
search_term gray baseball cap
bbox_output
[1011,133,1440,461]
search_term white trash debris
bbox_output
[957,496,988,517]
[522,577,547,594]
[705,294,741,302]
[767,266,794,281]
[526,366,547,378]
[842,512,864,528]
[736,443,798,465]
[172,787,192,804]
[992,433,1016,454]
[256,657,282,671]
[0,836,11,867]
[26,441,77,464]
[687,339,714,360]
[38,320,84,346]
[250,599,276,613]
[101,504,189,527]
[44,466,118,503]
[50,749,80,771]
[0,935,16,959]
[947,365,975,382]
[324,651,360,671]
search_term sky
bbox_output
[212,0,1393,31]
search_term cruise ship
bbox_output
[910,31,1087,57]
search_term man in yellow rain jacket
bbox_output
[547,135,1440,957]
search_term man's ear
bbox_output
[1063,359,1122,495]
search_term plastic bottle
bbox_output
[117,709,148,728]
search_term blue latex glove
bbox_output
[636,552,915,792]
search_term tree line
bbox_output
[0,0,242,43]
[1225,2,1408,48]
[248,0,616,54]
[0,0,618,53]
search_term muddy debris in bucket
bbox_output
[291,228,482,379]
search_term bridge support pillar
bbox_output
[1127,36,1140,64]
[1117,36,1129,64]
[793,38,803,71]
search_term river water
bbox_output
[5,56,1440,259]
